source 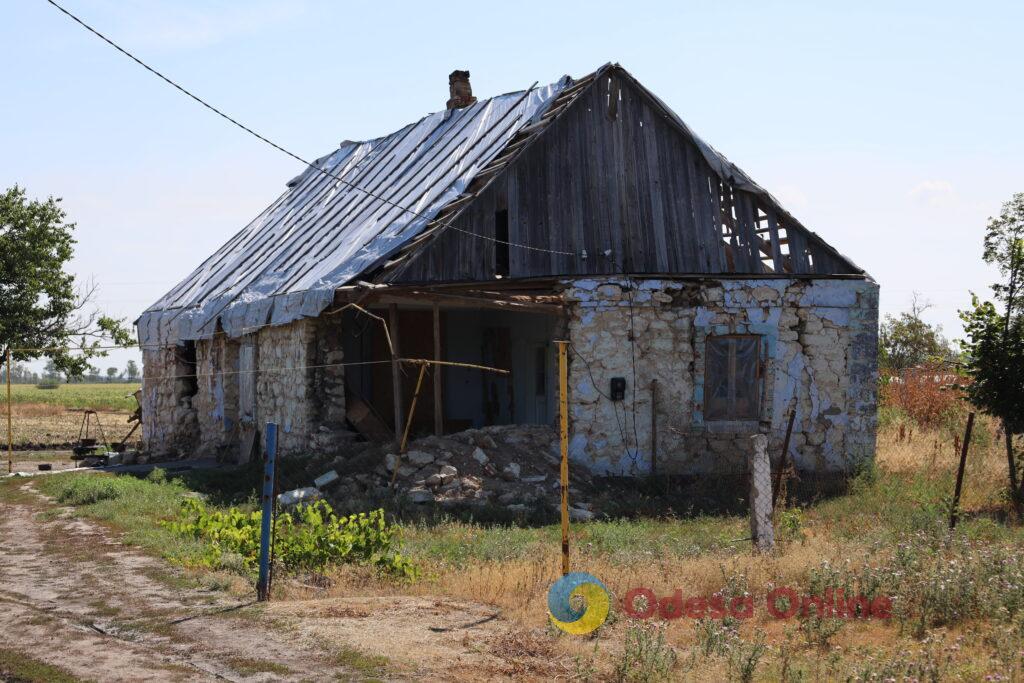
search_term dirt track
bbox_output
[0,483,564,682]
[0,486,363,682]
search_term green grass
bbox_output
[402,514,744,567]
[7,383,140,411]
[0,648,87,683]
[333,647,390,679]
[223,657,293,676]
[32,469,226,567]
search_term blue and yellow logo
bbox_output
[547,572,611,634]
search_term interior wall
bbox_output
[443,309,557,431]
[340,306,558,435]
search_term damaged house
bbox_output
[137,63,878,478]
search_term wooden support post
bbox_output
[772,409,796,509]
[389,304,404,445]
[949,412,975,530]
[557,340,570,575]
[6,348,12,474]
[433,303,443,436]
[391,362,429,488]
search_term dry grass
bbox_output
[1,383,141,448]
[30,418,1024,681]
[287,419,1024,680]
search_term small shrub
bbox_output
[799,614,845,649]
[35,382,59,390]
[163,499,417,578]
[693,617,739,657]
[777,508,806,545]
[880,363,966,429]
[727,629,766,683]
[53,477,127,505]
[613,621,677,682]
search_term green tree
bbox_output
[106,366,119,382]
[125,360,140,381]
[959,192,1024,518]
[0,186,131,377]
[878,294,956,374]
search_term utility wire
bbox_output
[43,0,573,257]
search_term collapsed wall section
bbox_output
[563,277,878,477]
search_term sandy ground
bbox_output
[0,482,565,682]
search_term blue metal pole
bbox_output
[257,422,277,601]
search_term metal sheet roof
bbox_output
[137,78,569,347]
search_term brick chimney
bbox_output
[446,70,477,110]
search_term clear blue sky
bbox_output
[2,1,1022,373]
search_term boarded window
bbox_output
[704,335,761,421]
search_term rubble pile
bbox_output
[319,425,596,518]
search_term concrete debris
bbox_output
[407,488,434,504]
[569,507,595,522]
[277,487,322,507]
[501,463,521,481]
[314,470,339,489]
[406,450,434,466]
[303,424,597,517]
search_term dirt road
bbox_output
[0,483,568,682]
[0,487,362,682]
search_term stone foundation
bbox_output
[563,277,878,476]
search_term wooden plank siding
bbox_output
[388,74,856,283]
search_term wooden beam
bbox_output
[432,303,443,436]
[388,304,404,444]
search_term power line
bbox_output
[43,0,573,258]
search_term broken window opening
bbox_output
[704,335,761,421]
[177,341,198,400]
[495,208,510,277]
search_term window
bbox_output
[704,335,761,421]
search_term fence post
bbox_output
[257,422,278,601]
[557,340,570,576]
[949,412,975,530]
[750,434,775,553]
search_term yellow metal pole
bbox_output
[6,348,12,474]
[557,340,570,575]
[390,362,428,488]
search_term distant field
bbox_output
[6,383,141,412]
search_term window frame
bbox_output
[703,334,763,422]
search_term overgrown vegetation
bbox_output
[15,411,1024,680]
[164,499,418,578]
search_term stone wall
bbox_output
[254,320,317,457]
[563,277,878,476]
[141,317,349,459]
[140,344,198,457]
[193,334,240,457]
